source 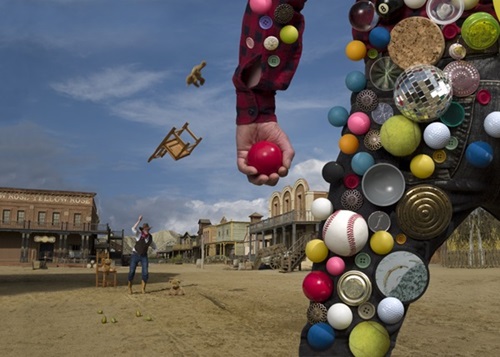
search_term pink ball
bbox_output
[347,112,371,135]
[326,256,345,276]
[249,0,272,14]
[302,271,334,302]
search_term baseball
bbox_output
[322,210,369,256]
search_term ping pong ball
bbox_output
[404,0,427,9]
[326,256,345,276]
[311,198,334,220]
[463,0,479,10]
[327,303,353,330]
[345,40,367,61]
[249,0,272,14]
[410,154,435,179]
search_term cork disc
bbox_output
[388,17,445,69]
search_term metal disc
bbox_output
[442,60,480,97]
[306,303,328,324]
[337,270,372,306]
[396,184,452,240]
[341,189,364,211]
[363,129,382,151]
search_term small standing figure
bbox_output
[127,215,157,294]
[186,61,207,87]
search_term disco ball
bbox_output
[393,64,453,123]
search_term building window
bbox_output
[53,212,60,225]
[74,213,81,225]
[38,211,46,224]
[3,210,10,223]
[17,210,25,223]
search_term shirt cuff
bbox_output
[235,89,277,125]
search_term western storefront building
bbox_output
[0,187,109,263]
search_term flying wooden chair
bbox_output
[148,122,202,162]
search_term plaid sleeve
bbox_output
[233,0,307,125]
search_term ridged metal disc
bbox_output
[274,4,294,25]
[396,185,452,240]
[355,89,379,112]
[341,189,364,211]
[363,129,382,151]
[306,303,328,324]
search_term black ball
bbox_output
[322,161,345,184]
[375,0,405,21]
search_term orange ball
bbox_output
[339,134,359,155]
[345,40,367,61]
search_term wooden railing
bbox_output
[0,220,109,233]
[248,210,319,233]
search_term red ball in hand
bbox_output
[247,141,283,176]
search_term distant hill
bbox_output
[123,229,181,254]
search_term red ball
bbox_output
[302,271,334,302]
[247,141,283,175]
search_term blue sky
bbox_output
[0,0,360,234]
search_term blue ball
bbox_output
[351,152,375,175]
[466,141,493,168]
[307,322,335,350]
[369,27,391,49]
[345,71,367,92]
[328,106,349,127]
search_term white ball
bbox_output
[404,0,427,9]
[423,122,451,149]
[377,297,405,324]
[86,263,92,269]
[311,198,334,220]
[484,112,500,138]
[327,303,353,330]
[463,0,479,10]
[322,210,368,257]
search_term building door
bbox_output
[39,242,54,261]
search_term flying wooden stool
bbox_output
[148,122,202,162]
[186,61,206,87]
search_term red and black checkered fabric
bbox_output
[233,0,307,125]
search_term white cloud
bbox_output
[51,65,169,102]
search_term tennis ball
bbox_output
[305,239,329,263]
[349,321,390,357]
[410,154,435,178]
[280,25,299,44]
[380,115,421,156]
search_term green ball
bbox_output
[349,321,390,357]
[380,115,421,156]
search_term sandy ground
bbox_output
[0,263,499,357]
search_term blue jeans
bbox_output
[128,253,149,283]
[298,28,500,357]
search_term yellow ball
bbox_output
[280,25,299,44]
[410,154,435,179]
[305,239,329,263]
[370,231,394,255]
[349,321,390,357]
[338,133,359,154]
[345,40,367,61]
[380,115,421,157]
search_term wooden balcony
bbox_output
[248,210,320,234]
[0,220,109,234]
